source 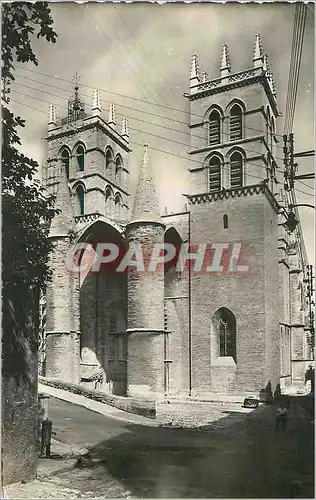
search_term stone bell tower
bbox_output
[43,79,131,222]
[185,34,281,398]
[44,79,132,384]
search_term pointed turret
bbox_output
[121,117,129,140]
[108,103,116,127]
[220,44,231,78]
[202,71,208,83]
[190,53,200,88]
[49,164,74,238]
[48,104,57,130]
[131,145,162,223]
[125,144,165,398]
[253,33,264,68]
[92,89,101,116]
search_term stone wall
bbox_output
[189,189,280,396]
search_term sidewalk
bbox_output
[39,383,158,427]
[5,439,86,499]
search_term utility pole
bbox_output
[306,265,315,354]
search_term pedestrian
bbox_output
[275,403,288,432]
[305,365,314,393]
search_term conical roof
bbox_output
[49,164,74,238]
[131,145,162,223]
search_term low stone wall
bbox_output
[39,376,156,419]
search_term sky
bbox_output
[9,0,315,263]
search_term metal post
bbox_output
[40,419,52,458]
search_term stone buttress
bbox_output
[45,165,80,383]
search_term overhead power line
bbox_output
[11,83,287,166]
[9,96,285,187]
[15,65,288,142]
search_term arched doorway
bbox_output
[77,220,127,395]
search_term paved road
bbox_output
[49,396,314,498]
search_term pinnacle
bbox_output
[108,103,116,126]
[130,145,162,223]
[190,53,200,81]
[49,164,74,238]
[220,44,231,72]
[254,33,264,67]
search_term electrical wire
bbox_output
[15,64,288,142]
[9,95,279,184]
[9,88,286,178]
[11,83,287,166]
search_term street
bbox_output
[42,396,314,498]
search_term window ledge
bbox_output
[213,356,237,367]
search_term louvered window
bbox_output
[230,152,243,188]
[209,156,221,192]
[230,105,243,141]
[76,145,85,172]
[61,149,70,179]
[209,110,221,145]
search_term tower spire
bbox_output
[68,73,85,122]
[190,53,200,88]
[220,44,231,78]
[131,145,161,223]
[253,33,264,67]
[108,103,116,127]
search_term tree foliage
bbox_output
[2,2,58,373]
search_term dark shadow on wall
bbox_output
[72,396,314,499]
[2,290,39,485]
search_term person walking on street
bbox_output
[275,403,288,432]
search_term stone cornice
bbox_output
[188,67,278,115]
[46,116,132,153]
[127,219,166,230]
[188,135,264,157]
[186,183,280,213]
[126,328,165,335]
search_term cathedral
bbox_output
[43,35,312,401]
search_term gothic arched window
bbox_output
[209,156,221,192]
[230,151,243,188]
[76,145,85,172]
[61,149,70,179]
[105,148,114,172]
[213,307,236,361]
[209,110,221,145]
[223,214,228,229]
[114,193,122,218]
[105,186,113,214]
[115,155,122,182]
[76,185,85,215]
[229,104,243,141]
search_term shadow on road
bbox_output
[73,394,314,498]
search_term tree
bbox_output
[2,2,58,374]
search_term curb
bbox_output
[39,383,158,427]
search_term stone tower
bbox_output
[44,82,131,221]
[44,82,131,386]
[126,145,166,398]
[186,35,281,397]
